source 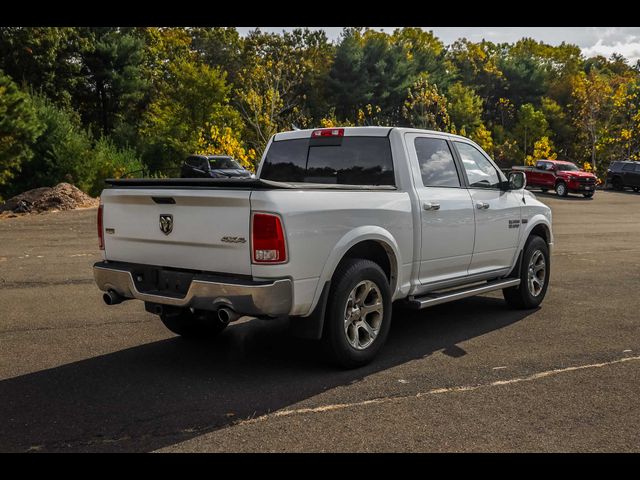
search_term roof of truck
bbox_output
[273,126,471,142]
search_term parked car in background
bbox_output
[606,160,640,192]
[512,159,597,198]
[181,155,253,179]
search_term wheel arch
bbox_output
[316,228,401,311]
[289,228,401,340]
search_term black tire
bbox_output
[583,192,594,198]
[503,235,550,309]
[540,188,549,193]
[555,181,568,197]
[613,177,624,191]
[322,258,392,369]
[632,187,639,193]
[160,307,228,338]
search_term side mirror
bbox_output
[508,171,526,190]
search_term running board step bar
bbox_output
[407,278,521,309]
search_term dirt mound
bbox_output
[0,183,99,215]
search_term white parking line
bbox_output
[241,355,640,425]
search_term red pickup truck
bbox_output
[512,160,597,198]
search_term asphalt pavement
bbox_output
[1,190,639,452]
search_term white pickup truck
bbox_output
[94,127,553,368]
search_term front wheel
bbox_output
[503,235,550,309]
[322,259,392,368]
[555,182,568,197]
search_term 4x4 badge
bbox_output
[159,214,173,235]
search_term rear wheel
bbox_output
[503,235,550,309]
[583,192,594,198]
[159,307,229,338]
[632,187,639,193]
[555,181,568,197]
[322,259,392,369]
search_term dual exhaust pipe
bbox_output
[103,290,240,323]
[216,306,240,323]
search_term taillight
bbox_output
[97,204,104,250]
[311,128,344,138]
[252,213,287,263]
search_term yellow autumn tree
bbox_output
[525,136,557,166]
[470,123,494,156]
[196,124,256,170]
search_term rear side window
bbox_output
[260,137,395,186]
[635,164,640,172]
[414,137,460,187]
[622,163,635,172]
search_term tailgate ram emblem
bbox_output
[159,214,173,235]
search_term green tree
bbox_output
[9,91,93,196]
[75,27,148,137]
[191,27,244,85]
[0,27,89,107]
[513,103,549,163]
[447,82,483,132]
[401,76,450,130]
[570,70,614,172]
[237,28,333,151]
[0,71,42,194]
[140,56,241,171]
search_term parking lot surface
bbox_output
[1,190,639,452]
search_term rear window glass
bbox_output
[260,137,395,186]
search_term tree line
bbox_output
[1,27,639,200]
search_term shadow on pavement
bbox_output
[0,296,534,452]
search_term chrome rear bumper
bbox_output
[93,262,292,317]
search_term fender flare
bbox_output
[309,226,402,315]
[508,215,553,274]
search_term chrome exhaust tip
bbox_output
[217,307,240,323]
[103,290,124,306]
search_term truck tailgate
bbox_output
[101,188,251,275]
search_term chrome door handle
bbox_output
[476,202,490,210]
[423,202,441,211]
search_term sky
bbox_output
[236,27,640,64]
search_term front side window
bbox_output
[414,137,460,187]
[535,161,548,170]
[455,142,502,189]
[634,164,640,173]
[556,163,579,172]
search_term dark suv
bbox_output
[606,161,640,192]
[180,155,253,179]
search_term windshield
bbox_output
[209,157,242,170]
[556,163,579,172]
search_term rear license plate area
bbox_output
[157,270,194,295]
